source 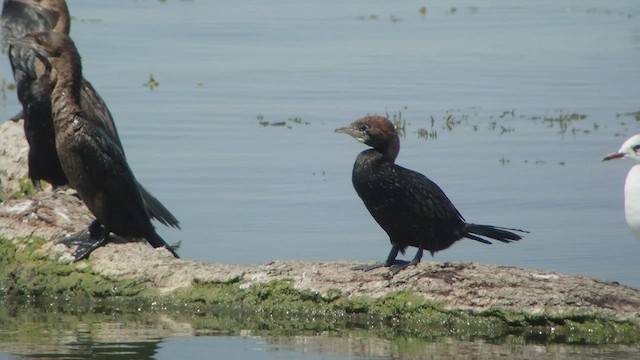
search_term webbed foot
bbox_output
[352,259,410,272]
[351,263,386,271]
[58,221,110,261]
[9,110,23,122]
[58,227,92,248]
[389,260,418,275]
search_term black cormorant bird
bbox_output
[336,115,525,273]
[2,0,70,185]
[2,0,179,243]
[17,31,179,260]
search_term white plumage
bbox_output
[603,135,640,238]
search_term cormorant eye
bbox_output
[358,124,368,132]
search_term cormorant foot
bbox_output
[351,263,386,271]
[163,244,180,258]
[57,227,92,248]
[72,234,110,261]
[32,179,43,191]
[58,221,110,261]
[389,260,419,275]
[352,259,409,272]
[8,110,23,122]
[168,240,181,251]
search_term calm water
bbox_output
[1,0,640,358]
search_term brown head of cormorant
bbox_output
[336,115,526,273]
[18,31,179,260]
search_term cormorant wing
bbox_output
[392,164,466,221]
[78,78,179,228]
[79,78,123,149]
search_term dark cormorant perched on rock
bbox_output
[1,0,180,230]
[335,115,525,273]
[2,0,70,185]
[17,31,179,260]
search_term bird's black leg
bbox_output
[389,245,423,274]
[32,179,43,191]
[352,243,406,271]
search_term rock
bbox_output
[0,120,29,200]
[0,189,638,325]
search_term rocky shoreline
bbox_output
[1,119,639,343]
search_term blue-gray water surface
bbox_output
[1,0,639,358]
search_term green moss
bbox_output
[0,237,152,300]
[163,281,640,344]
[0,237,639,344]
[10,177,38,199]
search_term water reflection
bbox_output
[2,318,640,360]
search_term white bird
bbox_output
[603,134,640,238]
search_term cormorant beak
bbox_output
[335,126,365,143]
[602,152,624,161]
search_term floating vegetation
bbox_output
[312,170,327,181]
[443,113,462,131]
[500,125,514,135]
[416,117,438,140]
[499,157,510,165]
[419,6,427,16]
[543,112,587,134]
[257,115,310,129]
[386,110,406,137]
[584,8,634,19]
[257,114,269,127]
[356,14,403,23]
[1,77,15,109]
[143,74,159,91]
[448,7,457,15]
[355,14,379,21]
[524,160,547,165]
[616,111,640,121]
[499,109,516,118]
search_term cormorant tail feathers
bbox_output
[138,183,180,229]
[465,224,526,244]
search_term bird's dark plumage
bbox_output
[17,31,179,260]
[1,0,179,229]
[336,115,525,273]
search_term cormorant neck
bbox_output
[52,5,71,34]
[378,135,400,164]
[51,53,82,102]
[50,53,83,127]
